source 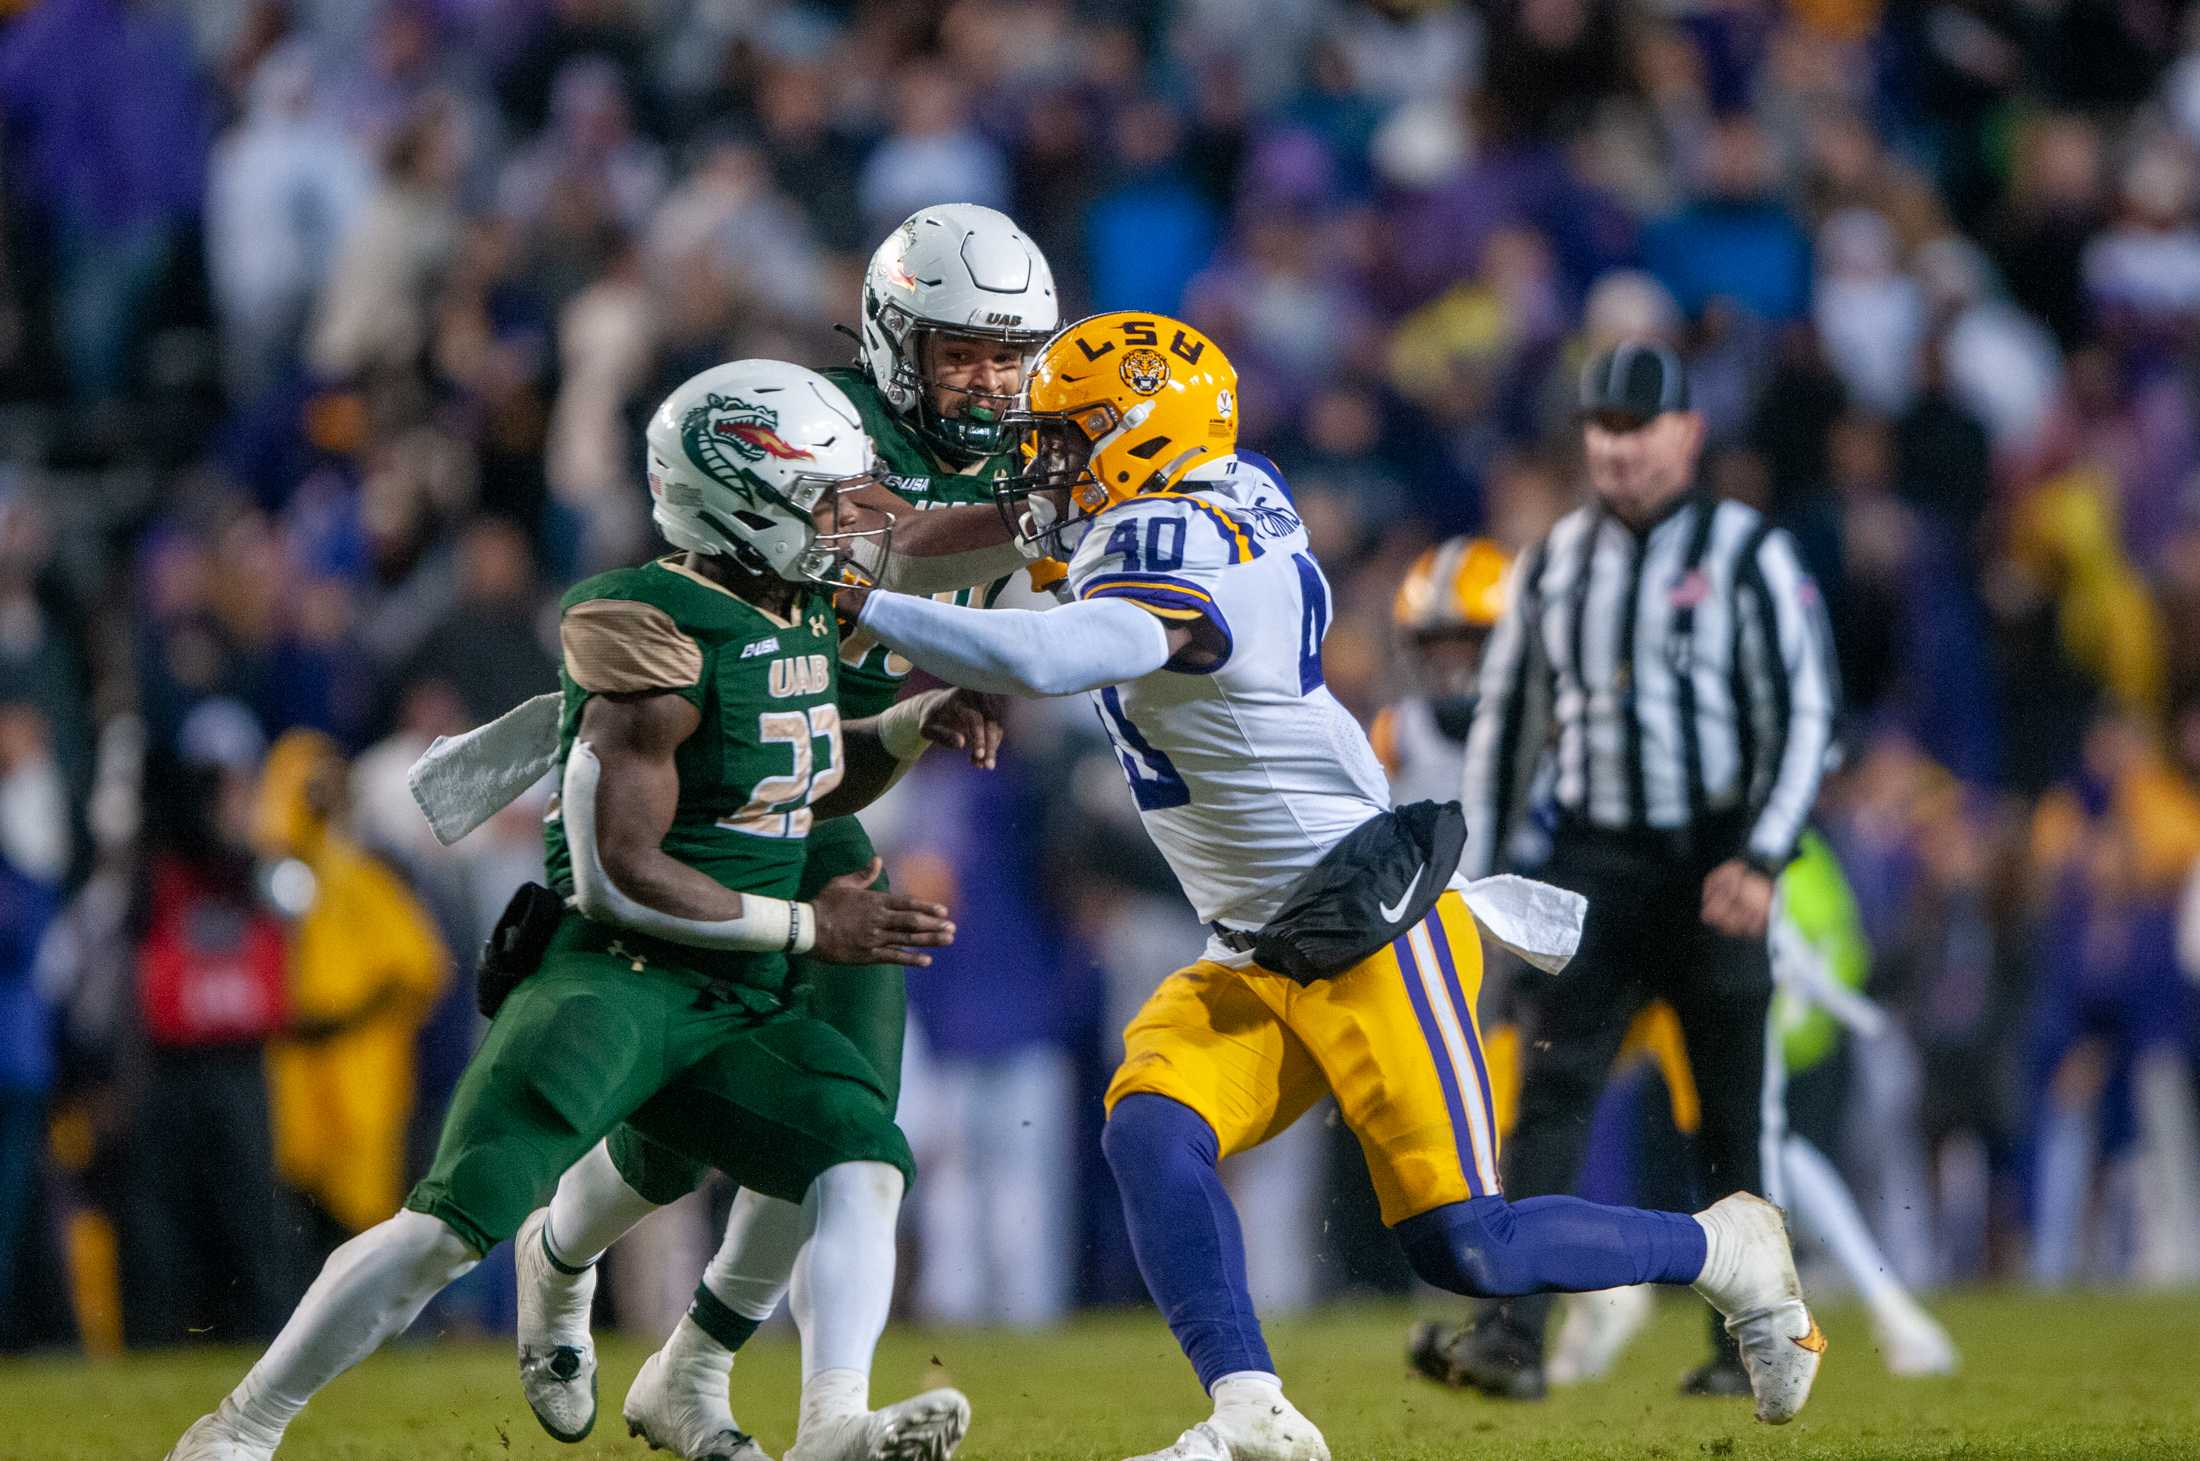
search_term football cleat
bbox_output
[1407,1315,1547,1399]
[1120,1386,1329,1461]
[1689,1192,1824,1424]
[623,1350,771,1461]
[516,1207,599,1442]
[783,1389,970,1461]
[164,1412,274,1461]
[1120,1422,1229,1461]
[1873,1298,1959,1377]
[1548,1285,1657,1385]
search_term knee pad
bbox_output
[1102,1092,1218,1178]
[810,1159,906,1215]
[1397,1197,1529,1298]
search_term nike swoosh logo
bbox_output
[1793,1320,1827,1354]
[1379,864,1425,923]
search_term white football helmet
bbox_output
[858,203,1058,464]
[644,360,890,585]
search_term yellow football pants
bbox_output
[1105,891,1500,1225]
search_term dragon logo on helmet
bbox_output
[1119,348,1170,396]
[682,395,815,494]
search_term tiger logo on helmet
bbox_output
[997,313,1238,549]
[1119,347,1170,396]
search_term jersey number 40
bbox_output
[1093,550,1332,811]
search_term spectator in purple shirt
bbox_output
[0,0,215,406]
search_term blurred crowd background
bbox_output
[2,0,2199,1353]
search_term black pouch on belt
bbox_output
[477,881,565,1019]
[1248,800,1468,985]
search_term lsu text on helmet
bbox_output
[997,312,1238,552]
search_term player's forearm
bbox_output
[855,592,1170,697]
[600,840,746,922]
[812,728,905,822]
[877,504,1030,595]
[815,710,926,820]
[564,743,813,954]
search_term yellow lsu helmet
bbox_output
[1004,313,1238,531]
[1394,536,1511,637]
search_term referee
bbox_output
[1422,340,1840,1399]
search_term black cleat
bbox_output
[1679,1355,1754,1398]
[1407,1321,1456,1385]
[1408,1317,1548,1400]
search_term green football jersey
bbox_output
[544,556,845,991]
[822,367,1020,719]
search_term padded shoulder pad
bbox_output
[561,598,704,694]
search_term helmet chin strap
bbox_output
[1150,443,1206,489]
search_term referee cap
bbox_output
[1579,339,1690,425]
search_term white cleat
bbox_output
[784,1389,970,1461]
[1690,1192,1825,1424]
[1872,1298,1959,1377]
[516,1207,599,1442]
[623,1350,772,1461]
[1548,1284,1657,1385]
[1122,1389,1330,1461]
[1121,1422,1230,1461]
[164,1412,274,1461]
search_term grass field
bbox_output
[5,1291,2196,1460]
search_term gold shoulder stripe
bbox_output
[562,599,705,693]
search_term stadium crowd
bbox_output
[0,0,2198,1352]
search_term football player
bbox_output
[166,361,1000,1461]
[512,204,1060,1459]
[833,313,1824,1459]
[1372,536,1513,807]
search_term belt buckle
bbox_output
[1209,921,1258,953]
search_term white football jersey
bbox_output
[1374,695,1469,808]
[1063,453,1392,956]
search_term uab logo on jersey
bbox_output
[682,394,815,493]
[769,653,831,698]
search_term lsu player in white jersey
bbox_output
[834,313,1823,1460]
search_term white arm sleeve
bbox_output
[876,539,1030,596]
[855,591,1172,697]
[563,742,814,954]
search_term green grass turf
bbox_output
[5,1291,2195,1460]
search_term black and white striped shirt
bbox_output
[1460,491,1839,879]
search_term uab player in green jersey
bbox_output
[519,204,1061,1461]
[167,360,1004,1461]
